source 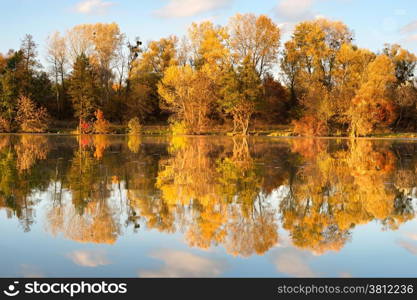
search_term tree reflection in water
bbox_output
[0,134,416,256]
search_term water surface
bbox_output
[0,134,417,277]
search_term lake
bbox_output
[0,134,416,277]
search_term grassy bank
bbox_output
[25,120,417,139]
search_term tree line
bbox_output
[0,14,416,136]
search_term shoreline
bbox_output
[1,131,417,140]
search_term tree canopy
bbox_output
[0,16,415,136]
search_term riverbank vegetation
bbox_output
[0,14,416,136]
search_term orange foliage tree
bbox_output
[349,55,397,136]
[16,96,50,133]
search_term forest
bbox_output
[0,14,416,137]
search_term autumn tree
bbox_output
[228,14,280,77]
[189,21,229,70]
[128,36,177,121]
[187,21,230,122]
[66,23,124,116]
[332,44,375,126]
[349,54,397,136]
[158,65,216,134]
[136,36,178,74]
[16,96,50,132]
[91,23,124,105]
[66,25,94,60]
[219,57,263,135]
[383,44,417,130]
[68,53,98,132]
[46,31,68,116]
[282,19,354,136]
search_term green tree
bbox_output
[68,53,98,131]
[20,34,39,97]
[219,56,263,135]
[128,37,177,122]
[0,51,25,130]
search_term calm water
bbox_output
[0,134,417,277]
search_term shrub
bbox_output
[293,115,328,137]
[170,120,189,136]
[349,97,397,137]
[80,120,93,134]
[127,117,141,134]
[0,118,11,133]
[93,109,111,134]
[16,96,50,133]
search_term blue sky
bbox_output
[1,0,416,64]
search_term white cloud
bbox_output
[67,249,110,267]
[139,250,227,277]
[398,240,417,256]
[274,0,330,33]
[75,0,115,15]
[275,0,316,22]
[272,250,317,277]
[400,21,417,34]
[404,232,417,241]
[406,34,417,42]
[399,21,417,44]
[20,264,44,278]
[155,0,232,18]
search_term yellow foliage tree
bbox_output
[158,65,216,134]
[349,55,397,136]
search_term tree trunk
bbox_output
[55,62,60,115]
